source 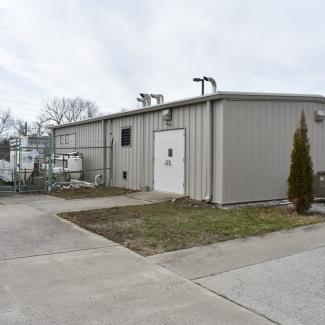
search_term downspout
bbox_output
[49,131,54,192]
[141,113,146,190]
[205,100,214,202]
[109,120,114,187]
[102,119,107,185]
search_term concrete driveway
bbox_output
[0,193,271,325]
[150,223,325,325]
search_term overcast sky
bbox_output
[0,0,325,122]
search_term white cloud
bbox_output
[1,0,325,122]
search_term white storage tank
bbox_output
[67,156,82,180]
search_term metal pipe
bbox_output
[52,180,97,189]
[102,119,107,185]
[205,100,214,202]
[95,174,104,186]
[109,135,114,187]
[47,134,53,192]
[193,78,205,95]
[140,93,151,106]
[13,138,17,193]
[137,97,146,107]
[150,94,164,105]
[140,113,145,189]
[18,138,21,193]
[203,76,217,93]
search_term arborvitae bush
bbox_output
[287,111,314,214]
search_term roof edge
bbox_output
[51,91,325,129]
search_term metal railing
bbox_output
[0,137,113,193]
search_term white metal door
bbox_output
[154,129,185,194]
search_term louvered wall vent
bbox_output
[315,110,325,122]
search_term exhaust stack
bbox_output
[137,97,146,107]
[203,76,217,93]
[140,93,151,107]
[150,94,164,104]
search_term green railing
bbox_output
[0,135,114,193]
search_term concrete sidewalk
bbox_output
[196,246,325,325]
[149,222,325,325]
[148,223,325,279]
[0,193,273,324]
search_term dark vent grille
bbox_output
[121,127,131,146]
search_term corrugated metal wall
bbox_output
[212,101,224,203]
[221,100,325,204]
[108,102,211,200]
[53,121,106,182]
[53,97,325,204]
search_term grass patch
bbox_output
[50,186,133,200]
[59,199,325,256]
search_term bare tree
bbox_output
[65,97,99,122]
[13,118,30,136]
[0,108,13,139]
[42,97,99,125]
[43,97,69,125]
[30,115,48,137]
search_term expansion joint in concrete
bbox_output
[195,281,281,325]
[0,244,120,263]
[189,243,325,282]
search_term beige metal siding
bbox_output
[221,100,325,204]
[52,96,325,204]
[109,102,210,200]
[212,101,224,203]
[53,121,106,182]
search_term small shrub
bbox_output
[287,111,314,214]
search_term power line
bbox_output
[0,105,41,113]
[0,97,41,107]
[0,89,45,99]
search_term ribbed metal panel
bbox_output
[221,100,325,204]
[212,101,224,203]
[53,97,325,204]
[53,121,105,182]
[108,102,209,200]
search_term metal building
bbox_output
[52,91,325,204]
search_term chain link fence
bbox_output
[0,141,14,192]
[0,136,113,193]
[51,141,113,190]
[0,138,53,193]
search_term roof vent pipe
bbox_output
[137,97,146,108]
[203,76,217,93]
[150,94,164,104]
[140,93,151,107]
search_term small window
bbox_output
[65,135,69,144]
[121,127,131,146]
[168,148,173,157]
[122,171,128,179]
[60,135,64,144]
